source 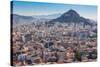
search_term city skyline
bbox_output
[11,1,97,66]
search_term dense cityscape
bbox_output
[12,9,97,66]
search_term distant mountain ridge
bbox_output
[12,9,96,26]
[12,14,33,19]
[11,14,34,25]
[33,13,61,19]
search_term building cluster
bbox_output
[12,22,97,66]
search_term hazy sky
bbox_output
[11,1,97,20]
